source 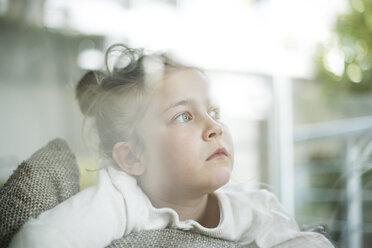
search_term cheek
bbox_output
[160,130,200,167]
[148,129,201,181]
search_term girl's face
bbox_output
[138,69,234,200]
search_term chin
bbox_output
[208,167,231,192]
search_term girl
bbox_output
[10,44,334,247]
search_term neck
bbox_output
[147,191,220,228]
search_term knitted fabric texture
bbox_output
[108,229,243,248]
[0,138,80,248]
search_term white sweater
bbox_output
[10,164,334,248]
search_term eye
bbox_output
[209,107,221,120]
[174,112,193,123]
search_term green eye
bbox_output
[209,108,221,119]
[175,112,192,123]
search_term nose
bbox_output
[202,115,223,141]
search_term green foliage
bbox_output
[316,0,372,93]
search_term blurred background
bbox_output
[1,0,372,247]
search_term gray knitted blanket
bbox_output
[0,138,242,248]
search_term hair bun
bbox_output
[105,44,144,74]
[75,70,104,116]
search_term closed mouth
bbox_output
[206,147,228,161]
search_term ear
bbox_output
[112,142,145,176]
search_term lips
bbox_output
[206,147,228,161]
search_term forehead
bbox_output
[156,69,210,103]
[139,69,213,128]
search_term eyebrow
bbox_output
[162,99,211,114]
